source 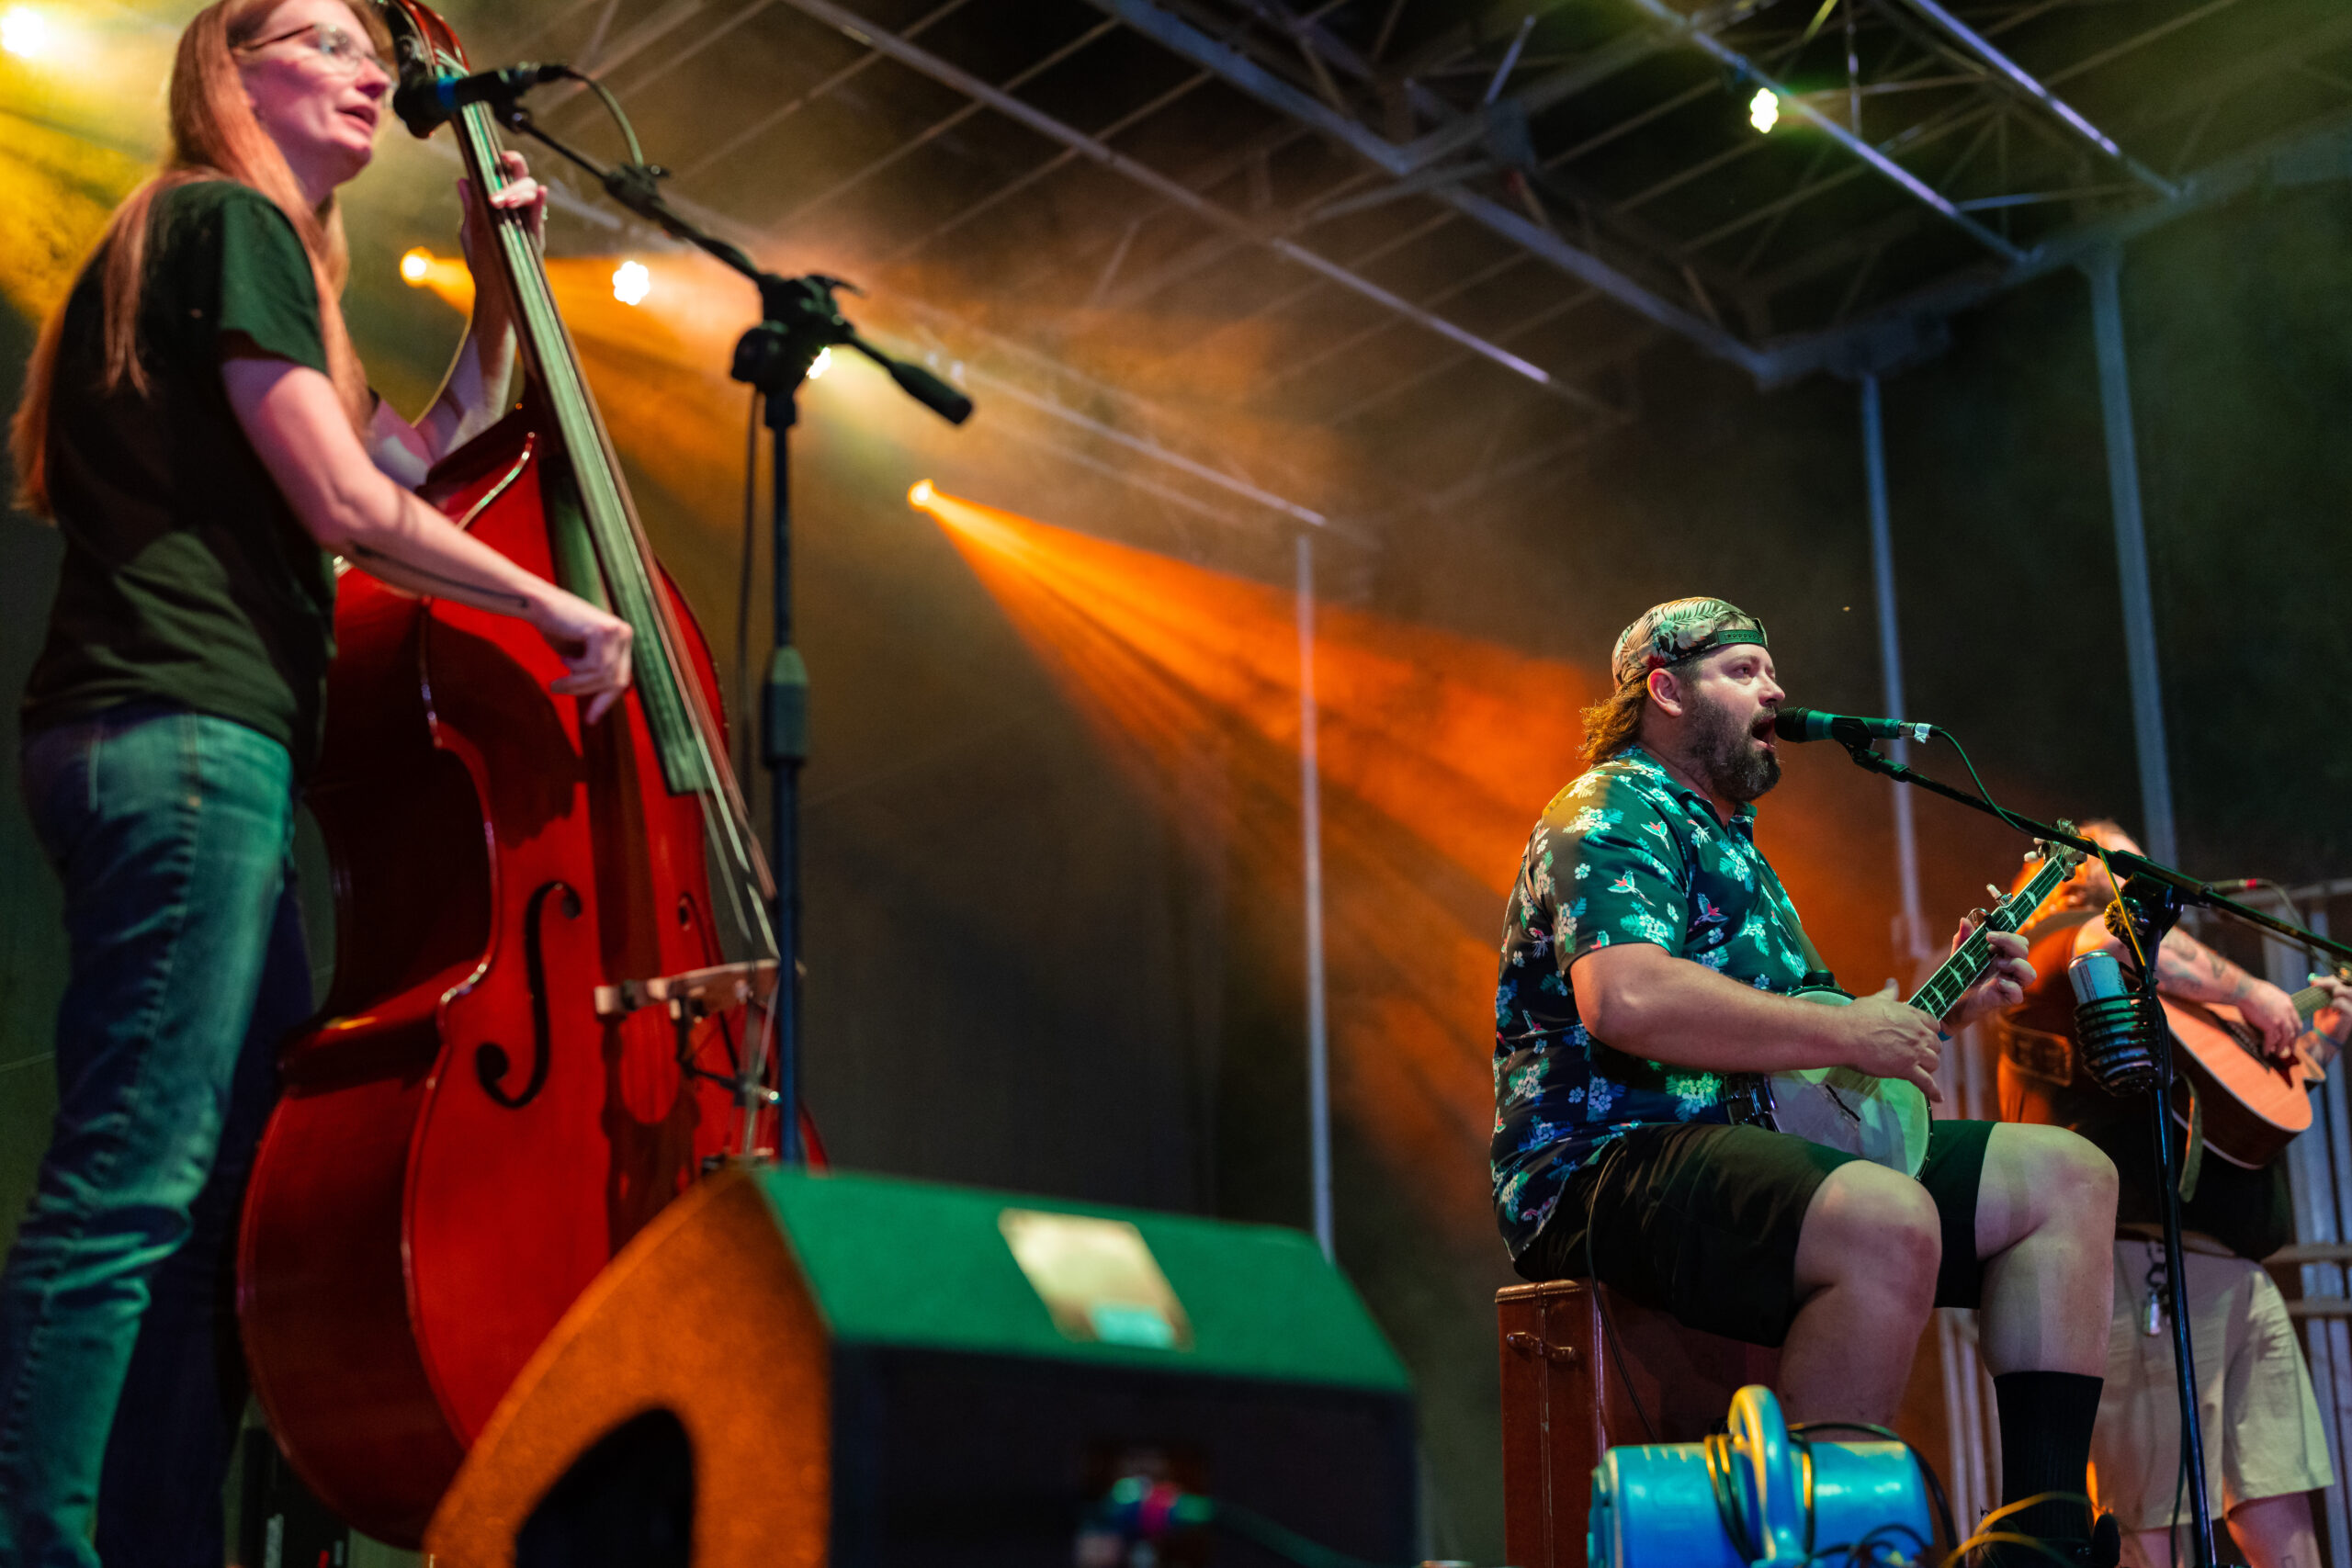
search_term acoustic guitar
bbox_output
[2165,972,2346,1169]
[1731,838,2085,1177]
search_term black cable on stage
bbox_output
[1094,1480,1410,1568]
[1947,1492,2095,1568]
[1790,1421,1957,1554]
[1799,1519,1931,1566]
[1204,1497,1404,1568]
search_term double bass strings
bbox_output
[462,102,780,969]
[452,95,786,1148]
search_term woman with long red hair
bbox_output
[2,0,631,1559]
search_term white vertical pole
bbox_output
[1297,532,1334,1260]
[2303,906,2352,1568]
[2289,1008,2352,1568]
[1871,373,1996,1523]
[1861,373,1929,968]
[2085,247,2179,866]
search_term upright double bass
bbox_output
[236,0,812,1542]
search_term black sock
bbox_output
[1992,1370,2102,1551]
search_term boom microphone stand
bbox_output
[1837,743,2352,966]
[2101,872,2211,1568]
[1828,740,2352,1568]
[488,108,975,1165]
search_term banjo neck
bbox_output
[1904,840,2083,1023]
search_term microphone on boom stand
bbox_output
[1771,706,1935,746]
[392,62,571,137]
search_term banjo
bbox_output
[1728,835,2085,1176]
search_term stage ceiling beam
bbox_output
[1616,0,2025,264]
[1891,0,2177,197]
[1073,0,1772,378]
[480,138,1343,531]
[767,0,1617,414]
[1756,109,2352,382]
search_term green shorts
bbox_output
[1516,1119,1997,1348]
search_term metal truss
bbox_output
[765,0,1616,411]
[1047,0,2352,386]
[509,142,1356,532]
[496,0,2352,523]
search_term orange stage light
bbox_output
[923,488,1597,1228]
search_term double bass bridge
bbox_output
[594,959,779,1023]
[594,959,785,1111]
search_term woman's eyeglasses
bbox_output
[237,21,388,79]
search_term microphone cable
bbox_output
[570,69,645,164]
[1920,726,2045,847]
[2247,878,2324,972]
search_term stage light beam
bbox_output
[912,486,1905,1232]
[399,247,431,285]
[612,259,650,306]
[1748,87,1781,134]
[2,6,51,60]
[806,345,831,381]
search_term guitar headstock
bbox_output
[377,0,468,130]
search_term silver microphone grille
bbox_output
[2067,949,2130,1005]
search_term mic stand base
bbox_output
[1827,742,2348,965]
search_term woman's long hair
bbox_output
[9,0,387,515]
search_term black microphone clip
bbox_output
[393,62,571,138]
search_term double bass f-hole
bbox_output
[475,880,581,1110]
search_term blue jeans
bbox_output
[0,706,311,1567]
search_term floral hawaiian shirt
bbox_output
[1490,745,1814,1259]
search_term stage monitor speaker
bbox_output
[424,1166,1415,1567]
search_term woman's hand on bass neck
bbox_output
[457,149,547,330]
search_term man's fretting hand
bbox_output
[1838,982,1945,1104]
[1941,910,2033,1032]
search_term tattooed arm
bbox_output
[2152,927,2302,1057]
[2074,917,2303,1058]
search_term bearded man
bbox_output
[1494,598,2121,1567]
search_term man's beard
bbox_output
[1687,688,1781,803]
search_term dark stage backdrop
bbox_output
[4,171,2349,1565]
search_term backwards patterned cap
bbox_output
[1609,597,1770,688]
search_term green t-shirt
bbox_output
[23,179,339,774]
